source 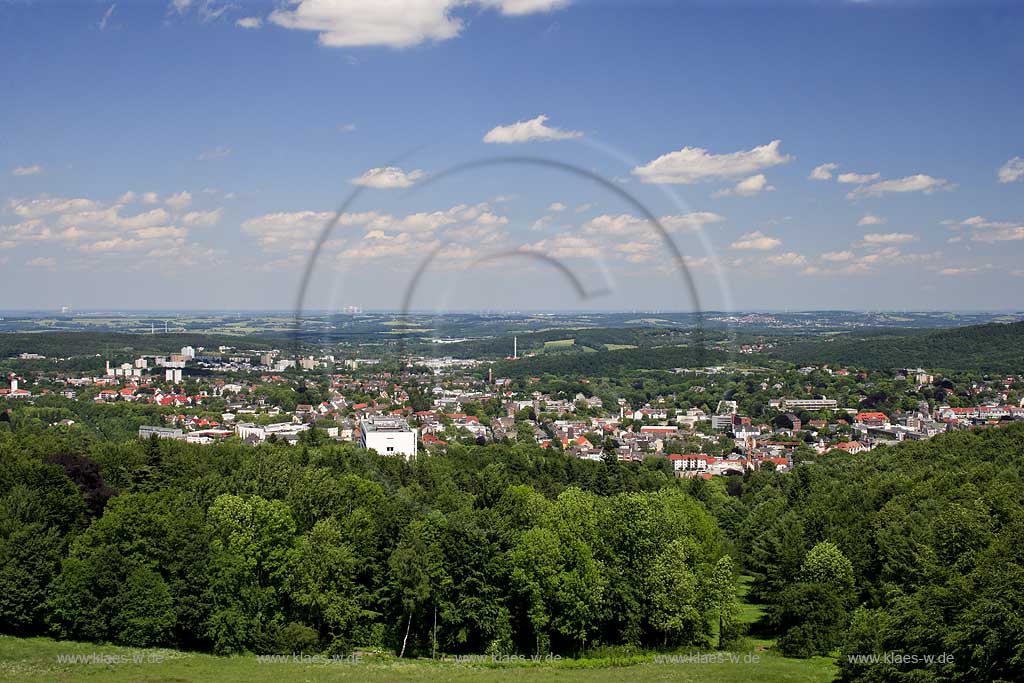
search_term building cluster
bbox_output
[5,342,1024,479]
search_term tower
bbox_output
[513,336,517,360]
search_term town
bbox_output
[4,334,1022,480]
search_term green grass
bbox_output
[0,636,836,683]
[604,344,638,351]
[0,576,835,682]
[543,339,576,349]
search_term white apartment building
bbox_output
[780,397,838,411]
[360,417,418,460]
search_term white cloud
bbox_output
[12,164,44,176]
[847,174,955,198]
[268,0,569,49]
[241,210,337,250]
[857,214,886,226]
[808,163,838,181]
[164,191,193,211]
[241,202,506,254]
[730,231,781,250]
[632,139,792,185]
[821,250,855,262]
[270,0,463,48]
[998,157,1024,184]
[524,234,601,260]
[8,197,101,219]
[181,208,224,227]
[712,173,774,198]
[574,203,592,214]
[479,0,569,16]
[584,212,724,237]
[763,252,807,267]
[350,166,425,189]
[547,202,567,212]
[197,146,231,161]
[142,192,160,204]
[236,16,263,29]
[861,232,917,245]
[338,123,356,133]
[483,114,582,144]
[939,266,982,276]
[953,216,1024,243]
[3,193,209,261]
[836,171,880,184]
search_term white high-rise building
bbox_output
[165,368,182,383]
[181,346,196,359]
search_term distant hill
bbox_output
[0,332,280,360]
[493,343,726,377]
[773,321,1024,373]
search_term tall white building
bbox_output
[360,417,418,460]
[165,368,182,383]
[181,346,196,359]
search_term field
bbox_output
[0,636,836,683]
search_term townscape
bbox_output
[4,320,1023,476]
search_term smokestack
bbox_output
[513,336,517,360]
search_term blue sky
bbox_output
[1,0,1023,312]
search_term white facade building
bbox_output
[360,417,418,460]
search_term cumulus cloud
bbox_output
[837,171,881,184]
[763,252,807,267]
[547,202,567,212]
[269,0,568,49]
[350,166,426,189]
[847,174,955,198]
[8,197,101,219]
[632,139,791,185]
[821,250,855,262]
[860,232,917,245]
[583,212,725,238]
[857,214,886,226]
[808,163,838,180]
[730,231,781,250]
[11,164,44,176]
[952,216,1024,243]
[164,191,192,211]
[181,208,224,227]
[2,193,219,261]
[483,114,582,144]
[236,16,263,29]
[479,0,570,15]
[712,173,774,198]
[523,234,602,260]
[241,202,507,257]
[998,157,1024,184]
